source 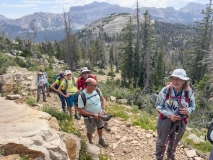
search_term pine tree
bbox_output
[133,0,141,88]
[109,44,114,76]
[119,16,134,86]
[140,10,155,94]
[187,0,213,83]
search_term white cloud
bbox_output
[22,0,53,4]
[1,3,36,8]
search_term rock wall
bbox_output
[0,98,70,160]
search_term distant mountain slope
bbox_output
[69,1,132,27]
[0,1,206,42]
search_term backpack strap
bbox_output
[72,76,76,87]
[80,89,101,106]
[79,91,87,106]
[64,79,68,91]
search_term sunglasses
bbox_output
[67,74,71,76]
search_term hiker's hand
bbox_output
[102,109,106,114]
[93,114,99,119]
[170,114,181,122]
[65,94,70,97]
[179,107,188,115]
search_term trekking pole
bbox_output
[170,124,179,159]
[161,122,174,158]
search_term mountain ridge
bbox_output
[0,1,206,42]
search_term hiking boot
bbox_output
[43,100,47,102]
[74,114,81,120]
[104,122,111,132]
[98,139,108,147]
[47,94,51,97]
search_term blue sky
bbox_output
[0,0,210,19]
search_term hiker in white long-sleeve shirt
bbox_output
[36,72,47,102]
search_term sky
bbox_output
[0,0,210,19]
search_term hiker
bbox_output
[35,72,47,102]
[77,67,97,90]
[77,67,111,132]
[78,78,108,147]
[155,69,196,160]
[40,68,51,97]
[50,71,67,112]
[57,70,80,120]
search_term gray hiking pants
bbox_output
[37,86,46,102]
[209,148,213,160]
[155,117,186,159]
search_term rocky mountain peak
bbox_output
[179,2,205,14]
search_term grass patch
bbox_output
[26,96,36,106]
[182,130,212,153]
[107,104,130,121]
[107,103,156,130]
[132,111,156,130]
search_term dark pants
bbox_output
[209,149,213,160]
[155,117,186,159]
[37,86,46,102]
[58,90,67,111]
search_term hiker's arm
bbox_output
[100,95,106,109]
[100,95,106,114]
[180,89,196,115]
[35,78,39,85]
[57,85,68,97]
[50,82,58,92]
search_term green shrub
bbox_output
[107,71,115,77]
[15,57,27,68]
[42,105,81,136]
[42,105,72,121]
[98,69,105,75]
[0,53,16,74]
[20,155,32,160]
[99,154,108,160]
[26,96,36,106]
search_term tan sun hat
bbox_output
[80,67,91,76]
[65,70,72,75]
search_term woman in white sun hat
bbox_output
[155,69,196,160]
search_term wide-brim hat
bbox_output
[99,114,113,121]
[169,69,190,81]
[65,70,72,75]
[80,67,91,76]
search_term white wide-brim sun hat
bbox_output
[169,69,190,81]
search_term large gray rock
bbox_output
[0,98,70,160]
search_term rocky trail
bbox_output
[35,93,206,160]
[4,66,208,160]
